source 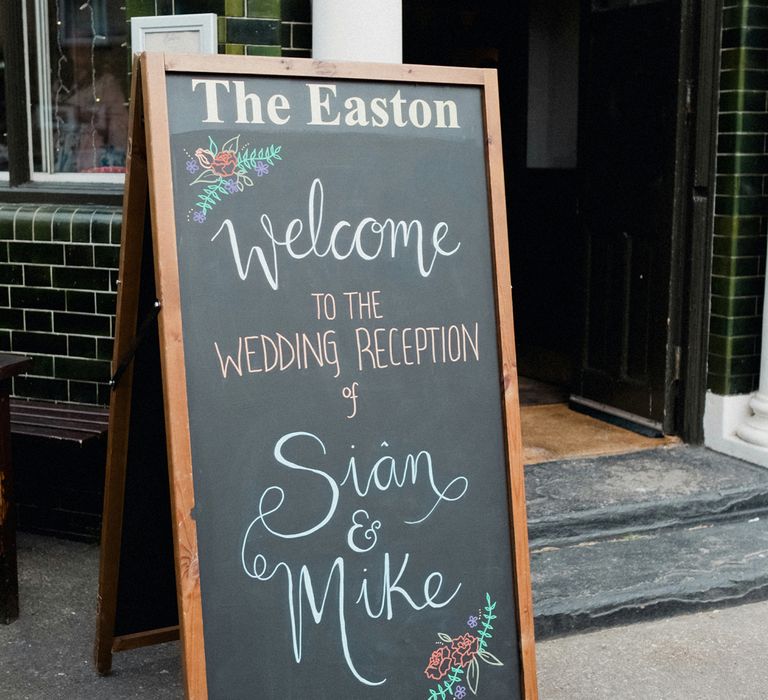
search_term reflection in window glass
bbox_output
[0,32,7,171]
[30,0,128,174]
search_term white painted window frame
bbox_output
[21,0,128,184]
[2,9,216,186]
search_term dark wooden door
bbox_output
[574,0,685,433]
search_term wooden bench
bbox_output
[10,398,109,444]
[10,398,110,543]
[2,368,111,622]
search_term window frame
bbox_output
[0,0,124,206]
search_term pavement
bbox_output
[0,534,182,700]
[536,599,768,699]
[3,443,768,698]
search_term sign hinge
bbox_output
[109,300,161,389]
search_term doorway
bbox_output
[404,0,695,447]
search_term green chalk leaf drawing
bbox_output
[184,136,283,223]
[423,594,504,698]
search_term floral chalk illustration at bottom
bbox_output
[424,594,503,699]
[185,135,282,223]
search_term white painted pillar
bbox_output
[736,247,768,447]
[312,0,402,63]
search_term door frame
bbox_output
[573,0,714,439]
[681,0,723,443]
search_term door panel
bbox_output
[574,0,682,430]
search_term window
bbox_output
[1,20,10,171]
[2,0,129,186]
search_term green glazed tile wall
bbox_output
[281,0,311,58]
[710,0,768,395]
[0,205,121,405]
[125,0,284,56]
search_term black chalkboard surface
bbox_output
[100,53,536,699]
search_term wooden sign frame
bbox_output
[96,52,537,699]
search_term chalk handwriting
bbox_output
[340,441,469,525]
[346,509,381,553]
[240,431,467,686]
[355,323,479,371]
[242,432,469,533]
[213,330,340,379]
[210,179,460,289]
[240,551,460,686]
[342,382,359,418]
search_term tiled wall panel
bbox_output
[125,0,283,56]
[281,0,311,58]
[0,205,120,405]
[710,0,768,394]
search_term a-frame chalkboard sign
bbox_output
[95,52,537,699]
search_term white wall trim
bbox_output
[704,391,768,467]
[312,0,402,63]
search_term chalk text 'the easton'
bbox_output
[191,80,461,129]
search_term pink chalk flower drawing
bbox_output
[424,594,503,699]
[187,135,282,222]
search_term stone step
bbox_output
[531,511,768,639]
[525,445,768,547]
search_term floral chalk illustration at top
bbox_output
[424,594,503,699]
[186,135,282,223]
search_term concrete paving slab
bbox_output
[0,533,182,700]
[537,599,768,699]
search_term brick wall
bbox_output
[710,0,768,395]
[0,205,120,405]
